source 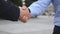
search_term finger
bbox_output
[21,16,28,23]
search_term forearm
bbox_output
[28,0,51,17]
[0,0,20,21]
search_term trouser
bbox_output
[53,25,60,34]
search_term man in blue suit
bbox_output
[22,0,60,34]
[0,0,30,22]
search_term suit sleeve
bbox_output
[0,0,20,21]
[28,0,51,17]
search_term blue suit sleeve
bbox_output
[28,0,51,17]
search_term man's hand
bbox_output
[19,6,30,23]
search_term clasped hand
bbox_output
[19,6,30,23]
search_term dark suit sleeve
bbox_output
[0,0,20,21]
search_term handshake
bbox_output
[19,6,30,23]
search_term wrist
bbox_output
[18,6,21,19]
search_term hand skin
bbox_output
[19,6,30,23]
[21,6,30,19]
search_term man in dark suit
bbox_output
[0,0,30,22]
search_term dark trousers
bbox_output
[53,25,60,34]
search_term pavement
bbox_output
[0,16,54,34]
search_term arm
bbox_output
[0,0,30,22]
[28,0,51,17]
[0,0,20,21]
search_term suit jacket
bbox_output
[0,0,20,21]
